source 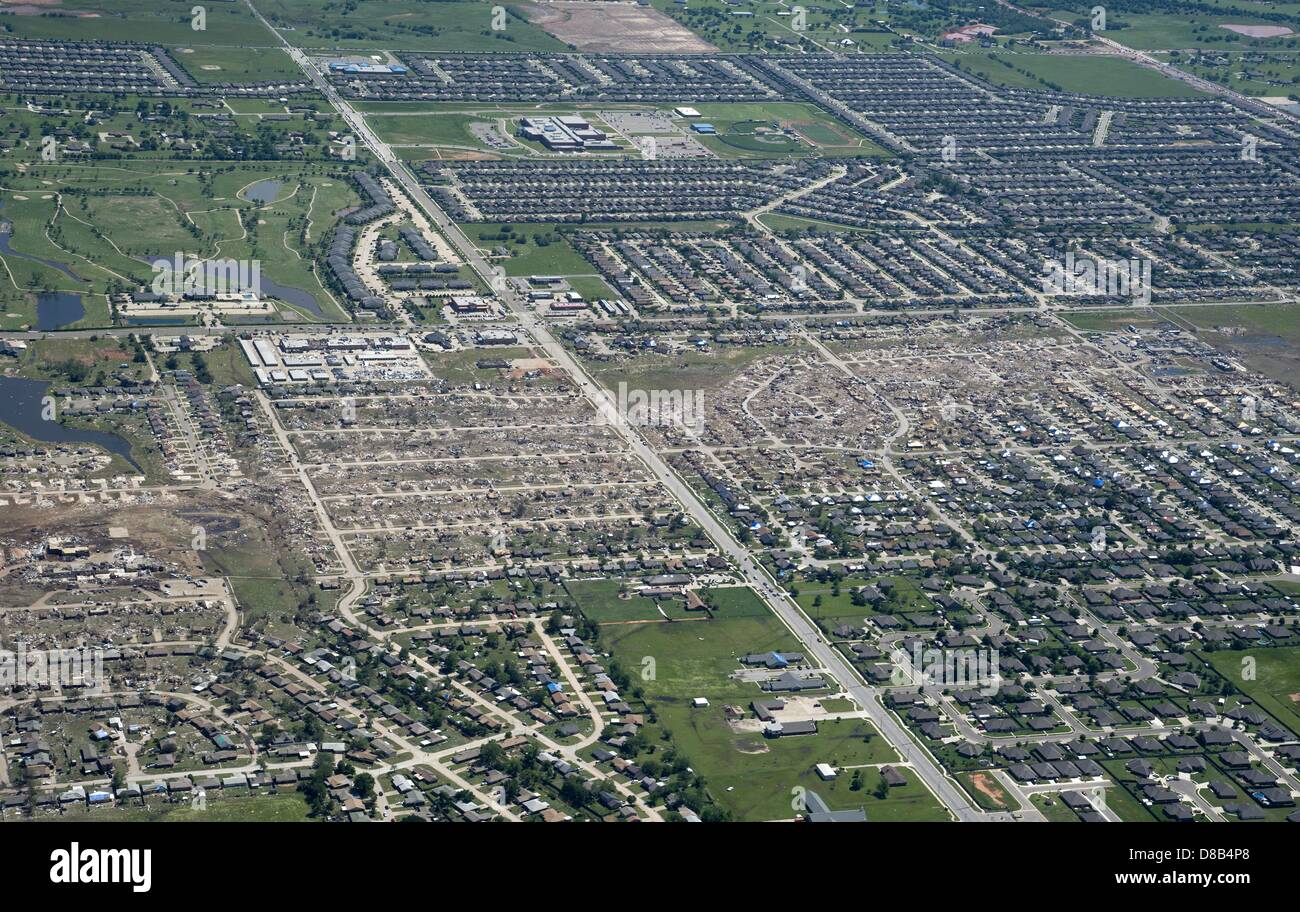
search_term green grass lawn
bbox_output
[16,337,150,383]
[705,586,778,619]
[1061,309,1151,331]
[599,602,944,820]
[368,112,499,149]
[460,223,597,277]
[1205,646,1300,737]
[173,45,303,84]
[1033,5,1300,52]
[1165,301,1300,389]
[0,0,276,45]
[178,342,261,389]
[564,275,618,302]
[819,697,857,714]
[1030,792,1080,821]
[943,48,1206,97]
[758,212,869,233]
[566,578,668,623]
[689,102,891,159]
[422,346,533,383]
[795,574,934,621]
[258,0,569,52]
[55,793,313,822]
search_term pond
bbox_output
[35,292,85,331]
[240,179,283,204]
[259,274,325,318]
[0,376,142,472]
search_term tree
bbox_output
[479,740,505,770]
[353,772,375,799]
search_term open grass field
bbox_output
[53,793,314,822]
[1061,308,1169,332]
[258,0,569,52]
[0,0,277,45]
[15,336,150,383]
[1030,792,1081,821]
[565,577,677,623]
[1165,301,1300,390]
[705,585,779,618]
[372,105,632,159]
[794,573,934,621]
[943,48,1206,97]
[1032,4,1300,51]
[176,341,260,388]
[422,346,533,383]
[690,101,891,159]
[172,45,303,84]
[563,274,617,302]
[758,212,868,233]
[460,222,597,276]
[368,100,890,162]
[1205,646,1300,737]
[1059,302,1300,391]
[597,587,947,820]
[367,110,504,149]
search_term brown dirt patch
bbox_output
[520,1,717,53]
[970,772,1009,809]
[1220,24,1293,38]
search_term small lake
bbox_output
[36,292,85,331]
[0,376,141,472]
[260,274,325,318]
[241,179,283,204]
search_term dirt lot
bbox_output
[520,1,717,53]
[969,772,1009,810]
[0,491,234,579]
